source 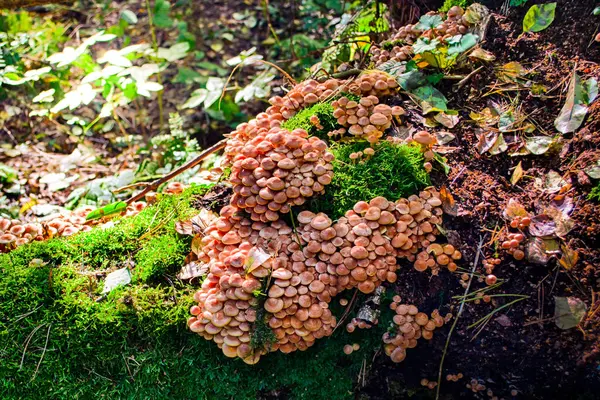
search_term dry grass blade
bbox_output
[31,324,52,381]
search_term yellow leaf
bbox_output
[559,245,578,270]
[511,161,524,186]
[19,198,37,215]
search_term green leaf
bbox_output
[157,42,190,62]
[594,6,600,15]
[182,88,208,109]
[489,133,508,155]
[411,85,448,113]
[85,201,128,221]
[153,0,173,28]
[0,164,18,183]
[554,70,593,134]
[413,37,440,54]
[120,9,138,24]
[523,3,557,33]
[415,14,443,30]
[554,296,586,330]
[447,33,478,56]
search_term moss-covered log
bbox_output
[0,185,379,399]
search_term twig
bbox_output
[317,68,362,82]
[124,139,227,205]
[435,236,484,400]
[20,324,46,369]
[332,289,359,333]
[31,324,51,381]
[455,66,484,90]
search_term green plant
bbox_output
[281,101,339,139]
[588,182,600,203]
[311,140,430,219]
[439,0,472,13]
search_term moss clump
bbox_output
[439,0,472,12]
[281,101,339,140]
[312,140,430,219]
[0,183,366,400]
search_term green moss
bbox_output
[439,0,472,12]
[0,183,368,400]
[588,182,600,203]
[312,140,430,219]
[281,101,339,140]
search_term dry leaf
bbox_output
[440,186,458,216]
[511,161,524,186]
[177,262,208,280]
[476,131,498,154]
[244,247,271,274]
[434,130,456,145]
[503,198,529,220]
[191,234,203,256]
[558,245,579,270]
[528,214,556,237]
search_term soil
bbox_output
[354,1,600,399]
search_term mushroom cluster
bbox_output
[330,96,404,143]
[0,217,44,252]
[0,202,147,253]
[188,185,456,363]
[369,6,474,68]
[370,44,414,66]
[229,127,334,222]
[346,71,399,98]
[383,297,451,363]
[414,243,462,274]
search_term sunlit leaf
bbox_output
[415,14,443,30]
[446,33,478,56]
[523,3,556,33]
[558,245,579,270]
[503,198,529,219]
[433,112,460,128]
[102,267,131,294]
[85,201,128,221]
[120,9,138,24]
[489,133,508,155]
[584,160,600,179]
[32,89,55,103]
[469,47,496,62]
[525,136,554,154]
[554,69,595,134]
[440,186,458,216]
[411,85,447,113]
[511,161,524,185]
[177,262,208,280]
[182,88,209,109]
[496,61,526,83]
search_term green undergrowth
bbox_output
[589,182,600,203]
[439,0,472,12]
[312,140,430,219]
[0,185,368,399]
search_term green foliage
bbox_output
[439,0,472,13]
[281,101,339,139]
[312,141,430,219]
[510,0,528,6]
[588,183,600,203]
[523,3,557,33]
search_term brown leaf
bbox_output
[440,186,458,216]
[476,131,498,154]
[191,234,203,256]
[528,214,556,237]
[434,113,460,129]
[511,161,524,186]
[559,245,579,270]
[503,198,529,220]
[175,220,194,236]
[526,237,560,265]
[434,130,456,145]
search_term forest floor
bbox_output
[1,0,600,399]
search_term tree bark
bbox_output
[0,0,71,9]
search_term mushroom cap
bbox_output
[413,130,435,145]
[311,215,332,230]
[369,113,388,126]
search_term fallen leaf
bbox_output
[528,214,556,237]
[525,136,554,155]
[469,47,496,62]
[191,234,203,256]
[523,3,556,33]
[470,107,499,127]
[489,133,508,155]
[440,186,458,216]
[584,160,600,179]
[554,296,587,330]
[554,68,597,134]
[542,170,568,194]
[175,220,194,236]
[511,161,524,186]
[102,267,131,294]
[434,130,456,145]
[244,247,271,274]
[434,112,460,128]
[476,131,498,154]
[526,237,559,265]
[496,62,527,83]
[558,245,579,270]
[503,198,529,219]
[495,314,512,327]
[177,262,208,280]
